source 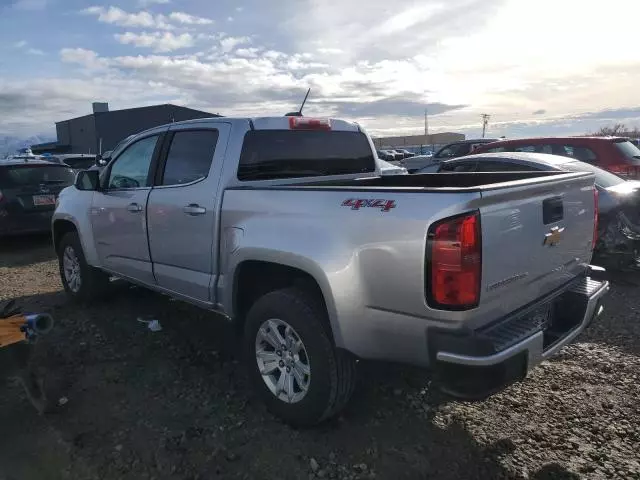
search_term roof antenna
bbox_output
[285,88,310,117]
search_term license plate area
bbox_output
[33,194,55,206]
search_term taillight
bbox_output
[592,187,599,250]
[427,211,481,309]
[288,117,331,131]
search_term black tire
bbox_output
[57,231,110,303]
[243,287,357,427]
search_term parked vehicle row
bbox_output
[52,115,608,426]
[0,159,75,237]
[473,136,640,179]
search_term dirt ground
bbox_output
[1,235,639,480]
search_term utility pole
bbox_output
[481,114,490,138]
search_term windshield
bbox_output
[0,165,75,187]
[614,140,640,164]
[561,161,625,189]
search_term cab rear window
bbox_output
[238,130,375,181]
[0,165,75,187]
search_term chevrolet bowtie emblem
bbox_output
[544,226,565,246]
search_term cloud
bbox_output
[219,36,250,53]
[533,109,546,115]
[12,40,44,55]
[235,48,260,58]
[321,97,467,118]
[82,6,173,30]
[168,12,212,25]
[115,31,194,52]
[137,0,170,6]
[60,48,109,70]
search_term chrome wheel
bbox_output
[62,245,82,293]
[255,318,311,404]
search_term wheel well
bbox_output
[53,220,77,253]
[233,260,332,338]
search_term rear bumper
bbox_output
[0,211,54,236]
[429,275,609,398]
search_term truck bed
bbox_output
[221,169,596,364]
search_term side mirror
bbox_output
[75,169,100,191]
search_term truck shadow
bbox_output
[0,234,55,268]
[0,287,582,480]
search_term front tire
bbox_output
[243,287,357,427]
[58,231,110,303]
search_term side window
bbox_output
[485,147,506,153]
[571,146,597,163]
[513,145,536,153]
[440,161,477,172]
[107,135,159,189]
[161,130,219,186]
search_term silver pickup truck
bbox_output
[53,116,609,426]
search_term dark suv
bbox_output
[433,138,499,160]
[473,137,640,178]
[0,160,75,236]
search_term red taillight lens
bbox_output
[427,211,481,309]
[288,117,331,130]
[592,187,599,250]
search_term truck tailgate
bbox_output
[472,172,596,328]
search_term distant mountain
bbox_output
[0,135,55,157]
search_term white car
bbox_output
[378,158,408,175]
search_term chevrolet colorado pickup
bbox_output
[52,116,609,426]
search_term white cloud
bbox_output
[227,16,233,22]
[60,48,109,70]
[27,48,45,55]
[317,47,343,55]
[115,31,195,53]
[235,48,260,58]
[168,12,213,25]
[82,6,173,30]
[137,0,170,6]
[219,36,250,53]
[13,40,28,48]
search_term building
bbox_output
[32,103,219,155]
[372,132,465,152]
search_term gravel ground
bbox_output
[0,235,639,480]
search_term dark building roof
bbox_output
[32,103,220,155]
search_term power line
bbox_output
[481,114,490,138]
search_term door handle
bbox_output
[183,204,206,216]
[127,203,143,213]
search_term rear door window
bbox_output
[0,165,75,188]
[238,130,375,181]
[161,130,219,186]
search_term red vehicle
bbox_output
[472,137,640,178]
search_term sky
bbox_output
[1,0,640,140]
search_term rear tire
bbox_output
[243,287,357,427]
[58,231,110,303]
